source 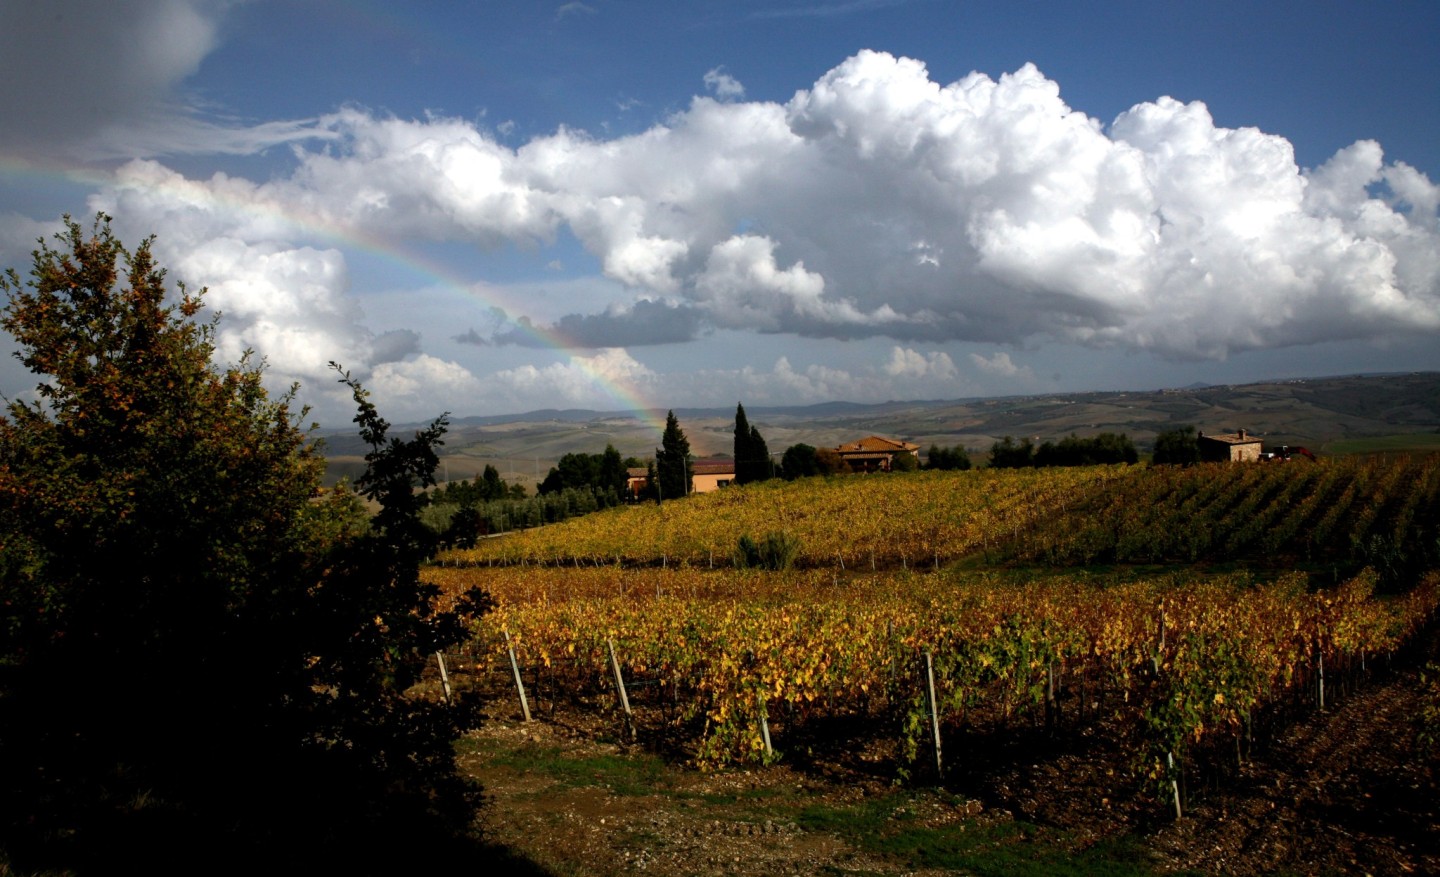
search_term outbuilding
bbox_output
[1197,429,1263,463]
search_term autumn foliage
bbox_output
[0,216,489,871]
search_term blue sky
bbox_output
[1,0,1437,424]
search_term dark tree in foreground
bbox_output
[655,409,693,500]
[0,216,492,872]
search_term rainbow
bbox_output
[0,154,671,435]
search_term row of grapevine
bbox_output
[432,456,1440,575]
[431,565,1439,785]
[1008,455,1440,571]
[437,466,1134,570]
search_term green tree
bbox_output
[1034,432,1138,467]
[989,435,1035,468]
[780,443,820,480]
[598,443,629,500]
[539,451,601,495]
[537,444,628,507]
[734,403,754,483]
[480,463,507,499]
[748,425,772,480]
[1152,425,1201,465]
[0,216,490,870]
[925,444,973,471]
[655,409,692,500]
[733,403,772,484]
[890,449,920,472]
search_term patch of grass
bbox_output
[477,739,673,797]
[797,792,1161,877]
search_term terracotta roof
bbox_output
[836,436,920,454]
[692,461,735,476]
[625,462,736,477]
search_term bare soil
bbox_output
[462,632,1440,876]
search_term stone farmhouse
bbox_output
[1197,428,1263,463]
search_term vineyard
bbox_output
[441,465,1137,570]
[429,454,1440,817]
[440,455,1440,576]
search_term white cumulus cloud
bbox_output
[885,347,958,380]
[703,67,746,101]
[969,352,1033,379]
[14,48,1437,422]
[164,48,1435,361]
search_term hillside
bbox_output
[428,456,1440,876]
[321,372,1440,487]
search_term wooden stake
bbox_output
[1168,751,1183,819]
[607,638,636,742]
[504,630,532,723]
[924,651,943,779]
[759,700,773,758]
[435,651,453,704]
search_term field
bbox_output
[427,457,1440,874]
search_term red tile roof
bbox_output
[836,436,920,454]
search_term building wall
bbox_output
[1230,442,1262,463]
[1198,438,1263,462]
[691,474,732,494]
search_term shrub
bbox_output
[733,531,802,570]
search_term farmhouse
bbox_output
[625,460,736,499]
[1197,428,1263,463]
[834,436,921,473]
[692,460,737,492]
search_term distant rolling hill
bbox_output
[319,372,1440,488]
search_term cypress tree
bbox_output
[655,410,692,499]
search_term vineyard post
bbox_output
[435,651,453,705]
[607,637,637,742]
[1317,645,1326,712]
[1168,751,1182,820]
[923,651,943,779]
[503,630,532,723]
[759,699,773,758]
